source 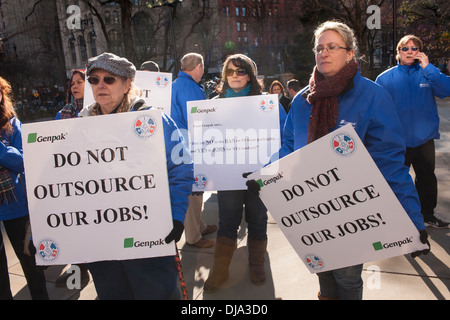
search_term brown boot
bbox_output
[204,237,236,292]
[248,237,267,285]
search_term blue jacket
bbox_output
[0,118,30,221]
[80,98,194,224]
[171,71,206,130]
[278,70,425,231]
[376,63,450,147]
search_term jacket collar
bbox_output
[397,62,420,73]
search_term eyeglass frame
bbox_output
[225,68,248,77]
[313,43,350,55]
[400,46,419,52]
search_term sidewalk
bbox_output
[4,99,450,300]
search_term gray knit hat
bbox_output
[86,52,136,80]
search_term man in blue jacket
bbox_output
[376,35,450,228]
[171,53,217,248]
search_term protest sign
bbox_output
[22,110,175,265]
[249,124,428,273]
[84,70,172,116]
[187,94,281,191]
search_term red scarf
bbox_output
[306,60,358,144]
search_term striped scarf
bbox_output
[0,166,17,205]
[59,99,84,119]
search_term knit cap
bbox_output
[86,52,136,80]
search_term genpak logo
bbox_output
[255,172,284,188]
[191,106,216,114]
[27,132,67,143]
[124,237,165,248]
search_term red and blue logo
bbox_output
[331,132,356,156]
[194,174,207,189]
[156,75,169,88]
[260,97,275,112]
[37,238,59,262]
[134,115,156,139]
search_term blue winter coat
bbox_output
[171,71,206,130]
[0,118,30,221]
[278,70,425,231]
[375,63,450,147]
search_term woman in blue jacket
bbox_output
[376,35,450,228]
[79,52,193,299]
[0,76,48,299]
[204,54,287,292]
[276,21,429,300]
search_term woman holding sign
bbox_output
[0,76,49,299]
[79,52,193,300]
[267,21,430,300]
[204,54,287,292]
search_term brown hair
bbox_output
[270,80,285,95]
[217,54,261,97]
[66,69,86,104]
[0,76,17,134]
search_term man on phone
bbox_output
[376,35,450,228]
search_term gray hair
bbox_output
[180,53,204,71]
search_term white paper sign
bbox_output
[22,110,175,265]
[188,94,281,191]
[249,124,428,273]
[84,70,172,116]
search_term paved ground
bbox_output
[3,98,450,300]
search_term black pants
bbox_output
[0,216,49,300]
[404,139,437,220]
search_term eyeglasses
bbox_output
[400,46,419,52]
[87,76,117,85]
[313,43,349,55]
[226,68,247,77]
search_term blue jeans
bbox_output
[88,255,179,300]
[317,264,363,300]
[217,190,268,241]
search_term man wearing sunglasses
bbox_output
[376,35,450,229]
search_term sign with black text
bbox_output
[249,125,428,273]
[22,110,175,265]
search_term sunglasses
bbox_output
[226,68,247,77]
[401,46,419,52]
[87,75,117,85]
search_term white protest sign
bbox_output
[22,110,175,265]
[84,70,172,116]
[249,124,428,273]
[187,94,281,191]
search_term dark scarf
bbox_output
[59,99,84,119]
[0,128,18,205]
[306,60,358,144]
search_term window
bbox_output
[90,33,97,56]
[69,39,76,65]
[79,36,87,62]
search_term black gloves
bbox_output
[165,220,184,244]
[243,172,261,196]
[411,229,430,258]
